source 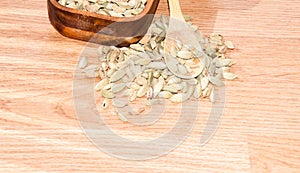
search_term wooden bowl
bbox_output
[47,0,160,46]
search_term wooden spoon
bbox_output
[164,0,206,79]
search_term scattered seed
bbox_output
[79,57,88,69]
[112,83,126,93]
[101,89,114,99]
[95,78,109,91]
[153,76,164,97]
[223,72,238,80]
[225,41,234,49]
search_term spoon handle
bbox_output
[168,0,185,21]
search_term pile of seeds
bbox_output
[80,15,237,121]
[58,0,147,17]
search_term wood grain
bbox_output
[0,0,300,172]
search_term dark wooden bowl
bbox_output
[47,0,160,46]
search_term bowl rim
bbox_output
[49,0,157,22]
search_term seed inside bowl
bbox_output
[58,0,147,17]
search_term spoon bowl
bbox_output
[164,0,206,79]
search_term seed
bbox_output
[126,67,134,81]
[146,99,160,106]
[107,68,117,77]
[118,111,128,122]
[202,87,210,98]
[95,78,108,91]
[193,83,202,98]
[139,34,151,45]
[146,62,167,70]
[135,57,151,66]
[112,99,128,108]
[223,72,238,80]
[185,85,195,98]
[217,59,232,67]
[177,50,193,60]
[167,76,182,85]
[163,85,178,93]
[177,64,188,75]
[110,68,126,82]
[129,89,138,102]
[170,93,189,103]
[101,90,114,99]
[129,82,140,90]
[102,98,109,109]
[103,83,112,90]
[225,41,234,49]
[153,76,164,97]
[158,91,173,99]
[135,77,147,86]
[112,83,126,93]
[101,62,108,71]
[83,65,98,78]
[153,70,161,78]
[201,77,209,90]
[210,87,216,102]
[186,78,198,85]
[79,57,88,69]
[208,75,225,87]
[130,44,144,52]
[137,84,148,97]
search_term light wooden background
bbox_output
[1,0,300,172]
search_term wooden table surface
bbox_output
[1,0,299,172]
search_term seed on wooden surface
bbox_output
[83,65,98,78]
[103,83,113,90]
[118,111,128,122]
[95,78,108,91]
[170,93,189,103]
[201,77,209,90]
[129,82,140,90]
[102,98,109,109]
[153,76,164,97]
[135,77,147,86]
[112,83,126,93]
[210,87,216,102]
[208,75,225,87]
[79,57,88,69]
[87,15,238,113]
[113,99,128,108]
[193,83,202,98]
[167,76,182,85]
[223,72,238,80]
[137,84,148,97]
[146,99,161,106]
[101,89,114,99]
[107,68,117,77]
[225,41,234,49]
[158,91,173,99]
[163,85,178,93]
[110,68,126,82]
[129,89,138,102]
